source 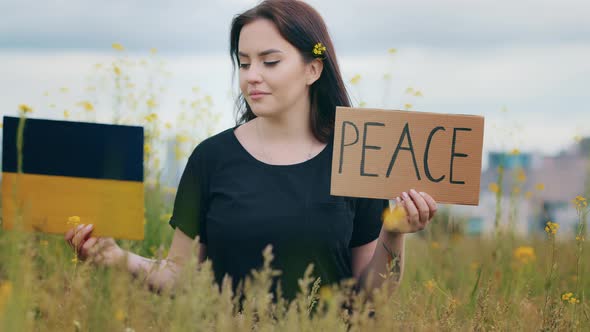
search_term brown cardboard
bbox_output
[331,107,485,205]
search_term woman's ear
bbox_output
[306,58,324,86]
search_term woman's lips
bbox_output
[250,93,269,100]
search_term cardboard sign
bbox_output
[2,116,145,240]
[331,107,484,205]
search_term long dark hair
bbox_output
[229,0,351,143]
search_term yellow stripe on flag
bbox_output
[2,172,144,240]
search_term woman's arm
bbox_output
[67,223,206,293]
[124,228,207,293]
[352,231,405,295]
[352,190,436,295]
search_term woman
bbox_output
[65,0,437,300]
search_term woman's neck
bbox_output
[255,107,316,145]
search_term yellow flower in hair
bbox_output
[312,42,327,58]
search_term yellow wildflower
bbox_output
[146,98,157,108]
[144,113,158,122]
[64,110,70,119]
[76,101,94,112]
[349,74,361,85]
[382,204,410,233]
[525,191,533,199]
[113,65,121,76]
[404,103,413,110]
[510,148,520,155]
[67,216,81,226]
[576,235,584,242]
[488,182,500,193]
[405,87,414,94]
[115,308,126,321]
[424,279,436,293]
[544,221,559,235]
[160,213,172,222]
[430,241,440,249]
[535,183,545,191]
[176,134,189,143]
[319,285,333,301]
[388,48,397,54]
[150,48,158,55]
[112,43,125,51]
[163,187,177,195]
[312,42,327,57]
[144,143,151,154]
[512,186,521,194]
[19,104,33,114]
[572,195,588,208]
[562,292,581,304]
[513,246,536,264]
[359,101,367,107]
[165,122,172,129]
[414,90,423,97]
[574,135,582,142]
[0,281,12,313]
[516,168,527,182]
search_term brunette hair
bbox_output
[229,0,351,143]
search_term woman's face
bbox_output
[238,19,316,117]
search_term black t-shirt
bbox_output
[168,125,389,299]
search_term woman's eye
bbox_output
[239,61,279,69]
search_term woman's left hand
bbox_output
[382,189,438,233]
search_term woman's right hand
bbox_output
[64,224,125,267]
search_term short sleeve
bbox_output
[168,145,208,243]
[349,197,389,248]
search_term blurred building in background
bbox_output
[452,137,589,238]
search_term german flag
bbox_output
[2,116,145,240]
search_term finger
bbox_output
[72,224,94,249]
[65,228,74,241]
[409,189,430,223]
[80,237,98,260]
[401,191,420,228]
[420,192,438,217]
[71,224,86,247]
[396,196,410,222]
[68,224,85,247]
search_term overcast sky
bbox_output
[1,0,589,53]
[1,0,589,166]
